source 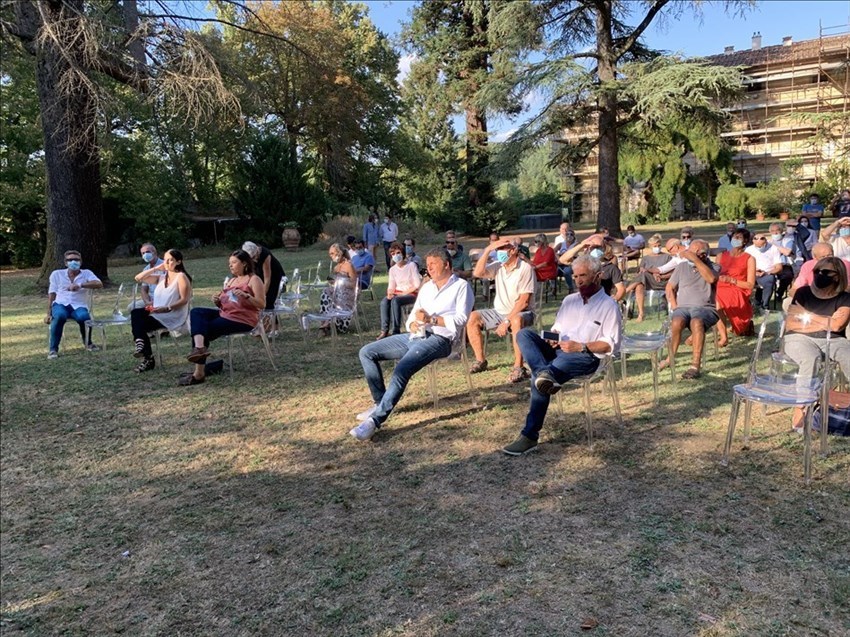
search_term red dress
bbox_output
[716,250,753,335]
[532,245,558,281]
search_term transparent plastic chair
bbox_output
[84,283,130,350]
[554,353,623,448]
[619,320,671,405]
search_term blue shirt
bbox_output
[362,222,379,246]
[351,251,375,289]
[801,203,824,231]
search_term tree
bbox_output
[490,0,752,235]
[0,0,248,287]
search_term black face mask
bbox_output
[814,272,838,289]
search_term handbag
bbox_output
[812,390,850,436]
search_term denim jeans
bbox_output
[379,294,416,334]
[49,303,92,351]
[358,332,452,426]
[558,264,574,293]
[755,273,776,309]
[516,328,600,441]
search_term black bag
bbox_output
[812,390,850,436]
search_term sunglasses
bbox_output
[753,236,766,241]
[65,258,81,262]
[681,235,692,239]
[446,240,456,245]
[814,268,838,276]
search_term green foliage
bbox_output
[715,183,749,221]
[231,133,327,247]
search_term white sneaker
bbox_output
[356,404,377,421]
[349,418,377,442]
[47,350,58,360]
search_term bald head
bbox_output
[665,238,681,253]
[689,239,709,255]
[812,242,834,260]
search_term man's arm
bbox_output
[80,273,103,289]
[821,218,841,242]
[680,251,717,285]
[665,279,678,311]
[45,291,56,323]
[473,241,501,279]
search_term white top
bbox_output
[152,273,190,332]
[745,244,783,272]
[405,274,473,342]
[492,259,535,316]
[623,233,646,250]
[553,235,570,248]
[551,287,622,358]
[48,268,101,309]
[380,221,399,242]
[829,236,850,260]
[388,261,422,294]
[143,258,165,294]
[657,255,687,275]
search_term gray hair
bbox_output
[534,233,548,245]
[649,233,663,245]
[572,254,602,275]
[140,242,157,254]
[241,241,260,259]
[425,246,452,265]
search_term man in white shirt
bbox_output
[466,239,535,383]
[646,238,686,277]
[552,222,573,250]
[502,255,622,455]
[351,248,474,442]
[745,233,783,309]
[379,214,399,269]
[622,225,646,259]
[819,216,850,260]
[130,243,165,310]
[44,250,104,358]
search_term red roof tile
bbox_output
[705,34,849,68]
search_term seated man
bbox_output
[350,239,375,291]
[625,233,671,321]
[502,255,622,455]
[445,234,472,279]
[351,248,474,441]
[403,237,423,272]
[466,239,535,383]
[555,227,577,293]
[622,225,646,259]
[560,234,624,300]
[663,239,719,380]
[129,242,165,310]
[745,232,783,309]
[717,222,737,253]
[45,250,104,358]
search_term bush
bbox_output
[716,183,749,221]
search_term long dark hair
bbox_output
[230,249,255,275]
[165,249,192,283]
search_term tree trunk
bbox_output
[594,0,622,237]
[34,1,108,288]
[463,2,491,211]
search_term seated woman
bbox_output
[319,243,358,336]
[625,233,670,321]
[531,233,558,291]
[130,249,193,372]
[377,241,422,339]
[715,228,756,346]
[180,250,264,385]
[785,256,850,428]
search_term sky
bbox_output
[361,0,850,137]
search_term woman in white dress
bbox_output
[130,249,193,372]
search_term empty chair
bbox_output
[555,354,623,447]
[85,283,131,351]
[619,320,671,405]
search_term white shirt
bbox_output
[657,254,686,275]
[406,274,473,342]
[623,233,645,250]
[48,268,101,309]
[491,259,535,316]
[380,221,399,242]
[745,244,782,273]
[829,236,850,260]
[388,261,421,294]
[551,287,622,358]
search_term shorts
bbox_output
[671,306,719,329]
[477,308,534,331]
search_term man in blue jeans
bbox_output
[351,248,474,442]
[44,250,104,359]
[502,255,622,455]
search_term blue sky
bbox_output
[361,0,850,137]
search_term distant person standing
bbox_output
[831,189,850,219]
[801,193,824,232]
[380,214,399,269]
[242,241,285,310]
[362,214,380,266]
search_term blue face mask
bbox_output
[730,239,743,248]
[681,239,691,248]
[840,228,850,238]
[356,249,365,256]
[142,252,155,263]
[405,246,413,256]
[66,260,81,270]
[652,246,661,254]
[589,248,604,259]
[392,253,403,264]
[495,250,510,264]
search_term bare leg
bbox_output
[689,319,705,370]
[509,314,526,368]
[466,311,486,362]
[634,283,646,321]
[664,316,686,369]
[715,307,729,347]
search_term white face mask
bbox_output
[652,246,661,254]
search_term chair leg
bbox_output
[227,336,234,380]
[459,349,477,407]
[583,381,593,447]
[620,351,627,382]
[803,403,813,485]
[720,394,742,466]
[742,400,753,444]
[607,367,623,427]
[650,350,659,406]
[258,328,277,371]
[427,364,439,410]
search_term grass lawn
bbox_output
[2,220,848,636]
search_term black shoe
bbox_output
[134,357,155,373]
[534,370,561,395]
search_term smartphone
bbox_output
[541,330,562,342]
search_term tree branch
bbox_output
[614,0,669,62]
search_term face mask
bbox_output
[405,246,413,256]
[142,252,155,263]
[785,227,796,235]
[800,220,809,227]
[730,239,743,248]
[840,227,850,238]
[578,283,600,298]
[331,255,341,264]
[589,248,604,259]
[771,233,782,242]
[652,247,661,254]
[681,239,691,248]
[392,253,403,264]
[628,232,635,237]
[447,249,457,257]
[383,218,390,225]
[737,223,746,229]
[66,260,81,270]
[814,272,838,289]
[495,250,510,264]
[356,249,365,256]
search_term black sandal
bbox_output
[177,374,205,386]
[134,357,155,373]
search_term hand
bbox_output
[386,291,395,299]
[43,314,51,325]
[67,283,80,292]
[559,339,581,353]
[415,309,431,323]
[653,273,662,282]
[495,321,509,337]
[212,292,222,304]
[679,250,697,262]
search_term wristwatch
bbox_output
[581,343,590,354]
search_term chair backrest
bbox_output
[110,283,128,319]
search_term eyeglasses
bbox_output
[446,240,456,245]
[65,258,80,262]
[753,236,766,241]
[681,234,692,239]
[814,268,838,276]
